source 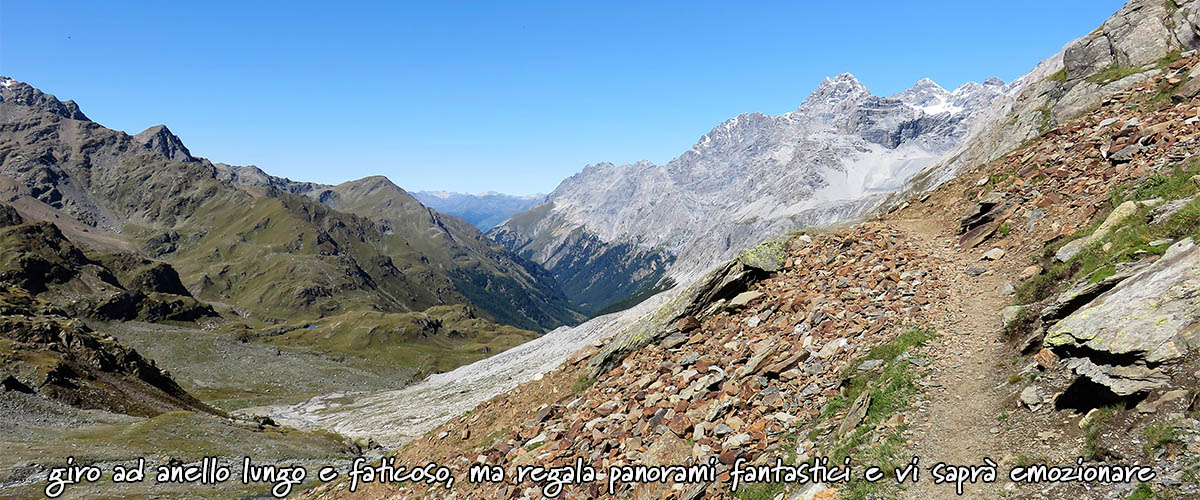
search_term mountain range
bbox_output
[0,76,582,340]
[297,3,1200,500]
[488,73,1017,314]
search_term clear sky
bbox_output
[2,0,1125,195]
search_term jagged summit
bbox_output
[134,124,195,162]
[892,78,951,110]
[801,72,871,109]
[0,76,89,121]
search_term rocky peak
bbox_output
[344,175,408,196]
[134,124,195,162]
[801,72,871,107]
[0,76,89,121]
[687,112,776,155]
[493,67,1015,308]
[892,78,952,110]
[213,163,325,195]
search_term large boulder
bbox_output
[1045,239,1200,395]
[1053,200,1152,262]
[1062,0,1188,80]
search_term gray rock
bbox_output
[1020,386,1040,407]
[729,291,764,308]
[857,359,886,373]
[1047,239,1200,395]
[659,332,688,350]
[1151,197,1195,225]
[837,391,871,436]
[1040,259,1153,325]
[1001,305,1027,329]
[982,247,1006,261]
[524,433,547,449]
[724,433,752,449]
[1108,143,1143,163]
[1063,0,1191,80]
[815,338,847,359]
[1136,389,1190,414]
[1063,357,1168,396]
[737,343,777,377]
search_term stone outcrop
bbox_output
[0,287,219,417]
[585,238,789,380]
[1046,239,1200,395]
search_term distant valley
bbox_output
[413,190,543,230]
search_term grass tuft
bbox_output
[1143,424,1181,459]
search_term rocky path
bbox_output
[889,217,1012,500]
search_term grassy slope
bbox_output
[321,178,583,331]
[268,304,539,374]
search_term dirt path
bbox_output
[887,217,1013,500]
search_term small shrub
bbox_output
[571,374,595,394]
[1143,425,1181,458]
[1082,406,1120,460]
[1126,483,1157,500]
[1002,306,1039,341]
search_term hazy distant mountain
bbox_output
[414,191,543,230]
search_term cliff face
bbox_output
[490,74,1016,315]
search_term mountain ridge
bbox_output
[489,72,1017,315]
[0,77,578,337]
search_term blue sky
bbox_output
[2,1,1124,195]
